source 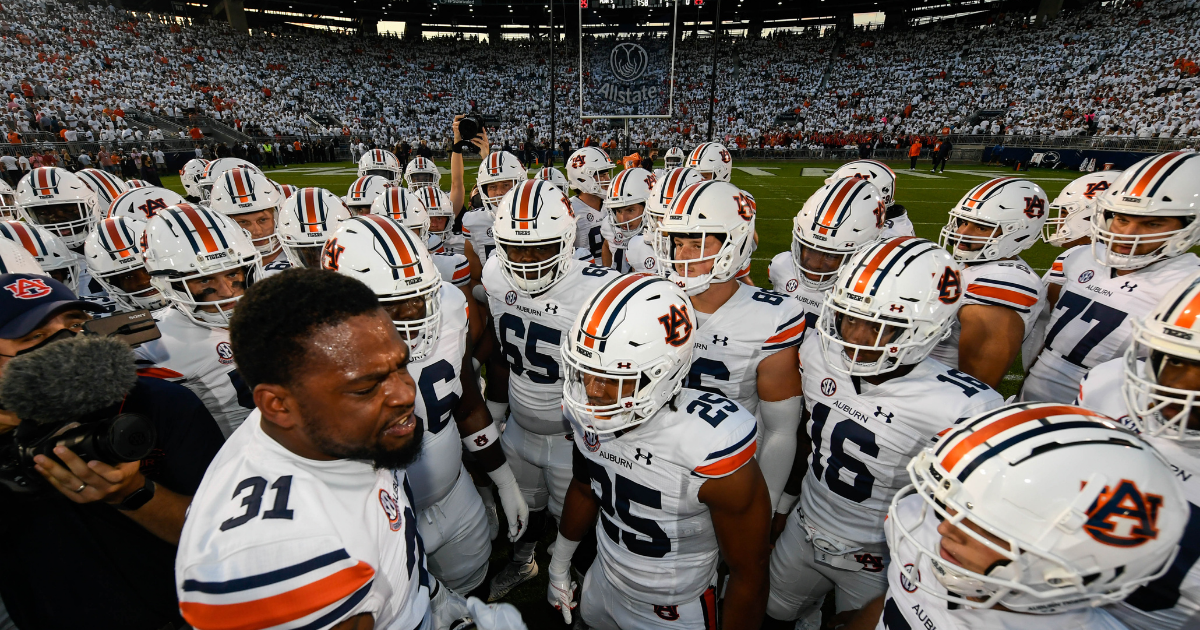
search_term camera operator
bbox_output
[0,274,225,630]
[450,114,494,287]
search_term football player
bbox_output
[1044,170,1124,249]
[932,178,1048,388]
[276,187,351,268]
[686,142,733,182]
[1023,151,1200,404]
[209,167,291,276]
[461,151,526,285]
[176,269,525,630]
[825,160,913,238]
[106,186,186,222]
[0,221,84,294]
[404,156,442,191]
[652,180,806,510]
[599,167,655,273]
[414,184,461,256]
[845,402,1185,630]
[343,174,390,216]
[82,216,168,312]
[194,157,260,202]
[176,158,209,203]
[1075,271,1200,630]
[480,179,621,599]
[764,237,1004,630]
[75,167,128,212]
[566,146,616,263]
[628,167,704,276]
[658,146,685,178]
[324,216,529,596]
[769,177,886,332]
[0,180,18,220]
[358,148,403,182]
[533,166,569,191]
[547,274,771,628]
[135,204,260,437]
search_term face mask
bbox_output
[2,328,78,359]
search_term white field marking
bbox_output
[801,168,833,177]
[735,167,777,176]
[894,170,946,179]
[945,169,1073,181]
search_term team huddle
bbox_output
[3,139,1199,630]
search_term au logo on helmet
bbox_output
[1084,181,1110,199]
[1023,196,1046,219]
[1083,479,1164,547]
[321,238,344,271]
[937,267,962,304]
[657,303,692,347]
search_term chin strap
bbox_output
[758,396,804,511]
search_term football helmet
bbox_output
[533,166,569,190]
[1044,170,1123,246]
[107,186,187,221]
[323,215,443,361]
[359,149,403,182]
[344,175,391,215]
[1091,151,1200,270]
[75,168,128,211]
[278,187,352,268]
[412,185,455,242]
[1123,270,1200,443]
[0,179,18,220]
[663,147,685,169]
[939,177,1048,262]
[196,157,261,201]
[685,142,733,182]
[644,167,704,240]
[370,186,429,239]
[890,402,1187,613]
[403,156,441,190]
[0,238,43,275]
[792,178,886,290]
[825,159,897,206]
[477,152,528,214]
[566,147,615,196]
[83,216,167,311]
[143,203,262,328]
[0,220,82,292]
[178,158,210,198]
[819,237,962,375]
[603,168,656,242]
[493,180,577,295]
[15,167,100,249]
[562,274,695,433]
[652,180,755,295]
[208,167,284,260]
[276,183,299,200]
[124,179,151,189]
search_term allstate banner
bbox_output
[578,2,677,118]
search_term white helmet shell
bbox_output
[0,238,44,275]
[603,168,656,242]
[1045,170,1123,247]
[196,158,261,201]
[0,179,18,220]
[403,156,441,190]
[0,220,83,292]
[370,186,429,240]
[16,167,100,249]
[477,152,528,215]
[493,179,577,295]
[792,178,886,290]
[124,179,152,190]
[663,147,685,168]
[533,166,569,190]
[939,177,1048,263]
[344,175,391,215]
[412,185,455,242]
[107,186,187,221]
[826,159,897,206]
[75,168,128,211]
[685,142,733,182]
[1091,151,1200,270]
[566,147,616,196]
[278,187,352,268]
[83,216,167,311]
[652,180,756,295]
[359,149,403,182]
[178,158,210,198]
[208,167,284,260]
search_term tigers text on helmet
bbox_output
[83,216,167,311]
[107,186,186,222]
[207,167,285,260]
[493,179,577,295]
[196,158,261,202]
[651,180,756,296]
[562,274,695,434]
[939,177,1047,263]
[75,167,128,211]
[1123,270,1200,444]
[686,142,733,182]
[825,159,897,207]
[890,402,1187,613]
[1091,151,1200,270]
[0,220,82,292]
[322,215,443,361]
[359,149,403,182]
[566,147,616,196]
[477,151,527,215]
[278,187,352,268]
[533,166,569,191]
[370,186,429,241]
[819,237,962,376]
[792,178,886,290]
[412,185,455,242]
[403,156,441,190]
[15,167,100,249]
[178,159,210,198]
[663,147,685,169]
[603,167,656,242]
[1044,170,1123,247]
[142,203,262,329]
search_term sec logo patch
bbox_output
[644,257,655,269]
[583,427,601,452]
[1078,270,1094,283]
[900,563,919,592]
[785,279,799,293]
[216,341,235,365]
[505,290,518,305]
[378,489,402,532]
[820,378,837,396]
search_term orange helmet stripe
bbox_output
[939,405,1104,472]
[581,274,645,348]
[851,236,914,294]
[1130,151,1184,197]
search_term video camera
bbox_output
[0,310,162,494]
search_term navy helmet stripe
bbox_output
[1146,152,1198,197]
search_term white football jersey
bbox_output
[1078,359,1200,630]
[625,234,658,275]
[460,209,495,261]
[878,493,1129,630]
[176,413,431,630]
[1025,246,1200,403]
[929,257,1045,369]
[482,256,621,435]
[691,283,807,415]
[800,335,1004,543]
[430,252,469,288]
[261,253,293,278]
[76,266,117,313]
[442,232,466,257]
[407,284,469,511]
[133,307,254,437]
[881,211,915,239]
[598,215,634,274]
[767,250,824,332]
[571,196,606,262]
[566,388,759,606]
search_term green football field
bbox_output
[160,159,1081,624]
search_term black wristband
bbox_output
[116,477,156,511]
[451,142,463,154]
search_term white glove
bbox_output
[465,596,528,630]
[430,580,469,630]
[487,463,529,542]
[546,538,580,624]
[486,400,508,427]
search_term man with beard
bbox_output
[175,269,523,630]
